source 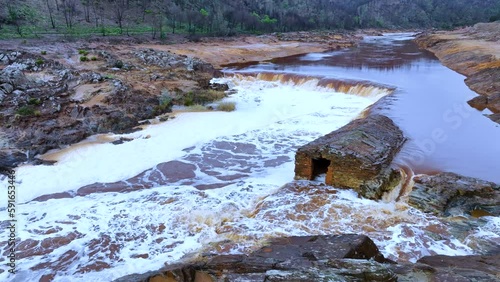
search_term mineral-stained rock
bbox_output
[415,23,500,123]
[114,234,394,282]
[467,95,488,111]
[488,113,500,123]
[408,172,499,217]
[294,114,406,199]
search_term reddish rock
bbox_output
[16,231,83,259]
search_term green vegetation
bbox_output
[16,105,40,116]
[27,97,41,105]
[217,101,236,112]
[186,104,208,112]
[154,89,173,114]
[113,60,124,69]
[80,56,88,62]
[0,0,499,39]
[90,56,97,61]
[40,50,47,55]
[78,50,89,55]
[35,58,44,66]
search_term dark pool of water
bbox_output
[225,33,500,183]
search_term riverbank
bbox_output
[415,22,500,123]
[0,31,361,172]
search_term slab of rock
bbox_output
[295,114,406,199]
[114,234,395,282]
[408,172,499,217]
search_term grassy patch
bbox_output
[80,56,89,62]
[16,105,40,116]
[28,98,41,105]
[186,104,208,112]
[217,101,236,112]
[180,89,227,106]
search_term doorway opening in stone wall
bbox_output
[312,158,331,181]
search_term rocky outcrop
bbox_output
[115,234,395,282]
[414,254,500,281]
[295,114,406,199]
[0,149,27,171]
[0,43,224,171]
[415,22,500,123]
[114,234,500,282]
[408,172,499,217]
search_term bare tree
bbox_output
[45,0,56,28]
[60,0,78,28]
[108,0,130,34]
[81,0,91,22]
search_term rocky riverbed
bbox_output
[1,29,499,281]
[0,31,360,173]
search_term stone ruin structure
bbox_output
[294,114,406,199]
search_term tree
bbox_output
[165,1,182,34]
[145,0,165,39]
[45,0,56,29]
[60,0,78,28]
[6,4,38,36]
[81,0,92,23]
[107,0,130,34]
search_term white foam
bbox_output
[1,74,493,282]
[1,77,377,205]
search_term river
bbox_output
[1,33,499,281]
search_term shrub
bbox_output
[217,101,236,112]
[80,56,89,62]
[16,105,36,116]
[183,95,194,106]
[186,104,207,112]
[159,89,173,106]
[90,56,98,61]
[28,98,41,105]
[35,58,44,66]
[113,60,124,68]
[78,49,89,55]
[40,50,47,55]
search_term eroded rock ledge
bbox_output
[115,234,500,282]
[415,22,500,123]
[409,172,500,218]
[295,114,406,200]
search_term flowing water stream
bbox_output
[1,33,499,281]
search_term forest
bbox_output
[1,0,500,38]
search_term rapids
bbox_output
[0,33,498,281]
